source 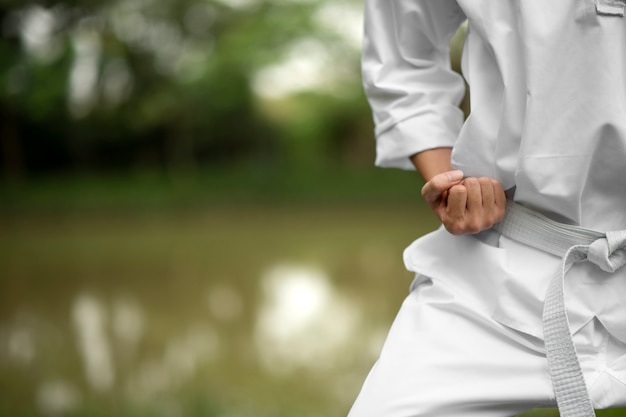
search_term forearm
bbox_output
[410,147,454,182]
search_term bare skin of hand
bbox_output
[411,148,506,235]
[421,171,506,235]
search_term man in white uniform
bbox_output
[348,1,626,416]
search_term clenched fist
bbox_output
[421,170,506,235]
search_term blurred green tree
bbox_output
[0,0,370,180]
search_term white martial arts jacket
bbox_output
[363,0,626,354]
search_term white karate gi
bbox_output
[349,1,626,415]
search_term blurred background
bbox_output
[0,1,623,416]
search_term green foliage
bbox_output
[0,0,369,179]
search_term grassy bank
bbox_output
[0,166,424,214]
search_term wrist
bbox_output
[410,147,454,182]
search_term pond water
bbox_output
[0,202,621,417]
[0,202,435,416]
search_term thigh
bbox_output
[347,277,555,417]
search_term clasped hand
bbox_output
[421,170,506,235]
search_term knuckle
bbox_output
[449,184,467,195]
[445,223,464,236]
[465,216,483,233]
[443,218,462,235]
[444,217,482,236]
[468,222,482,234]
[480,180,494,194]
[463,177,479,187]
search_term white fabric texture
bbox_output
[347,267,626,417]
[493,202,626,416]
[363,0,626,231]
[347,226,626,416]
[358,1,626,414]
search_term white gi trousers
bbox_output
[347,228,626,417]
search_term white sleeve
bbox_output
[362,0,467,170]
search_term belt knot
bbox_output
[587,230,626,273]
[495,201,626,417]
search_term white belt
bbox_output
[493,201,626,417]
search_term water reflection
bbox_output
[254,263,361,376]
[71,293,115,392]
[70,291,221,403]
[0,312,63,369]
[206,284,244,322]
[111,295,145,359]
[0,204,428,416]
[6,326,36,366]
[36,380,80,417]
[126,324,220,402]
